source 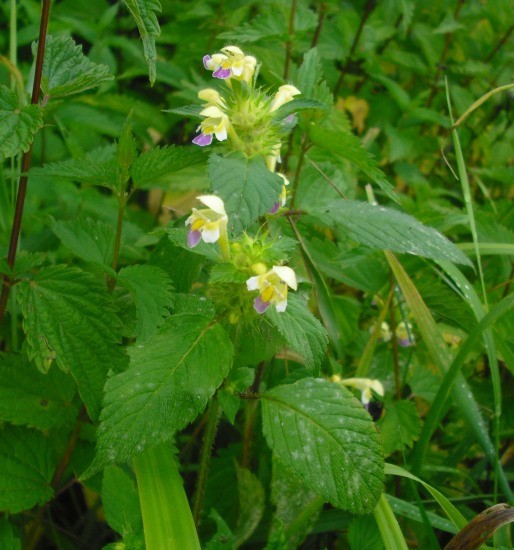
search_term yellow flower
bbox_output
[246,265,297,313]
[192,106,230,146]
[203,46,257,82]
[185,195,228,247]
[270,84,301,112]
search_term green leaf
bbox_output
[348,515,384,550]
[0,517,21,550]
[272,98,327,120]
[309,126,399,202]
[36,35,113,99]
[296,48,333,106]
[0,85,43,161]
[122,0,161,85]
[265,295,328,372]
[18,265,127,421]
[165,105,203,118]
[116,113,137,193]
[205,510,235,549]
[234,465,265,549]
[130,145,206,189]
[51,217,116,269]
[313,199,471,265]
[0,353,77,430]
[117,264,173,343]
[102,466,143,543]
[0,425,56,513]
[378,400,422,456]
[261,378,384,513]
[208,154,283,235]
[88,314,233,473]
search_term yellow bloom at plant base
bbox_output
[185,195,228,248]
[193,106,230,146]
[269,173,289,214]
[198,88,227,109]
[270,84,301,112]
[332,376,385,420]
[246,266,297,314]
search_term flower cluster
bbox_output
[185,195,297,314]
[192,45,301,214]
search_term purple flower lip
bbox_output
[187,230,202,248]
[253,295,270,314]
[192,133,213,146]
[398,337,412,348]
[203,55,211,69]
[269,202,280,215]
[213,67,231,79]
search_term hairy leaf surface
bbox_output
[261,378,384,513]
[18,266,127,420]
[88,314,232,473]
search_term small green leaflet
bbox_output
[0,353,77,430]
[265,294,328,372]
[35,35,113,99]
[312,199,472,265]
[272,98,327,120]
[0,425,56,513]
[261,378,384,514]
[122,0,161,85]
[233,466,265,548]
[0,85,43,161]
[378,400,422,457]
[208,154,283,235]
[117,264,173,343]
[17,265,128,421]
[86,313,233,474]
[296,48,333,107]
[51,217,116,270]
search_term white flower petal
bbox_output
[222,45,243,56]
[277,173,290,185]
[201,226,221,243]
[246,276,261,291]
[200,105,225,118]
[197,195,226,215]
[272,266,297,290]
[231,64,244,76]
[275,299,288,312]
[214,126,228,141]
[278,84,301,96]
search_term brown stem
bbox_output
[283,0,298,80]
[426,0,465,107]
[334,0,376,98]
[0,0,51,326]
[310,2,326,49]
[289,133,309,210]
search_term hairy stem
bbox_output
[0,0,51,326]
[310,2,326,48]
[192,397,221,526]
[242,361,266,468]
[289,134,309,210]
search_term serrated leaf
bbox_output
[378,400,422,456]
[88,314,233,473]
[272,98,326,120]
[122,0,161,85]
[313,199,472,265]
[261,378,384,513]
[0,85,43,161]
[208,154,282,235]
[0,353,77,430]
[234,465,265,549]
[265,295,328,372]
[130,145,206,189]
[296,48,332,106]
[165,105,203,118]
[51,217,116,268]
[309,126,398,201]
[31,150,117,188]
[18,265,127,420]
[102,466,143,542]
[0,425,56,513]
[35,35,113,99]
[117,264,173,342]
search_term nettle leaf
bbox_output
[130,145,206,189]
[51,217,116,269]
[88,314,233,473]
[265,294,328,372]
[208,154,282,235]
[234,466,265,549]
[0,85,43,161]
[36,35,113,99]
[18,265,128,421]
[313,199,471,265]
[122,0,161,85]
[378,400,422,457]
[296,48,333,106]
[165,105,203,118]
[0,425,56,513]
[272,98,327,120]
[31,151,117,189]
[117,264,173,343]
[0,353,77,430]
[261,378,384,514]
[309,126,398,202]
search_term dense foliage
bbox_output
[0,1,513,548]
